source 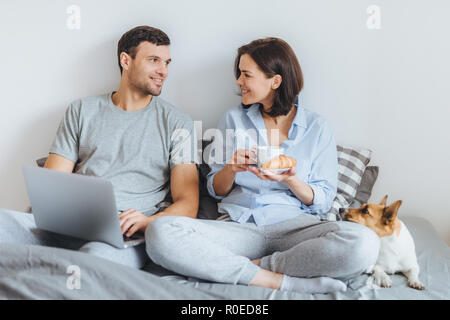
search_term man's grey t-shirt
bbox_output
[49,92,198,215]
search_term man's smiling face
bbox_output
[125,41,171,96]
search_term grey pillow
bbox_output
[36,157,47,167]
[197,195,220,220]
[197,139,220,220]
[318,145,372,221]
[354,166,379,204]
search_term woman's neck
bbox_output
[262,104,296,125]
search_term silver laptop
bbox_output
[23,165,145,248]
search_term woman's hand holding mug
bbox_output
[226,149,257,173]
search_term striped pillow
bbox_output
[319,145,372,221]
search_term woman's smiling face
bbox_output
[236,54,277,107]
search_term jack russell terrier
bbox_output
[341,195,425,290]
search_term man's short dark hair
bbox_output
[117,25,170,74]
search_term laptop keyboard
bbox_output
[123,232,144,241]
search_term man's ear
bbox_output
[379,195,388,207]
[120,52,131,72]
[382,200,402,225]
[272,75,282,90]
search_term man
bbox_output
[0,26,199,269]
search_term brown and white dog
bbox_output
[341,195,425,290]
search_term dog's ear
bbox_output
[382,200,402,225]
[379,195,388,207]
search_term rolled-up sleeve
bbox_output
[299,122,338,214]
[206,166,226,200]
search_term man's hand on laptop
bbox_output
[119,209,152,237]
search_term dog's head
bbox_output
[341,195,402,237]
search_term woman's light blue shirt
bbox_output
[205,100,338,226]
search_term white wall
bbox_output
[1,0,449,244]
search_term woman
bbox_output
[146,38,379,294]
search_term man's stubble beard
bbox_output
[129,73,163,97]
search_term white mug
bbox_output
[254,146,285,168]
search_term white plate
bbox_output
[259,167,291,175]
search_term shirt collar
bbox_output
[245,96,307,129]
[293,96,307,128]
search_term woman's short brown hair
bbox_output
[234,37,304,117]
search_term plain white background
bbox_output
[1,0,449,244]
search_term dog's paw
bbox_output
[408,280,425,290]
[380,278,392,288]
[373,274,392,288]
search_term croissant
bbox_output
[261,155,297,169]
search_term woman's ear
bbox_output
[272,75,282,90]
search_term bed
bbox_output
[0,212,448,300]
[1,144,448,299]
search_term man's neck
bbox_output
[111,86,153,112]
